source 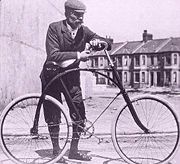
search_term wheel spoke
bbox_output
[113,96,179,164]
[0,94,70,164]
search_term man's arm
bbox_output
[84,26,112,51]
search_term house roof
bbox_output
[109,42,124,54]
[134,38,168,53]
[92,42,124,56]
[158,37,180,52]
[114,41,143,54]
[92,37,180,57]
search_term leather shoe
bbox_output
[68,151,92,161]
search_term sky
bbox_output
[82,0,180,42]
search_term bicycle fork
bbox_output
[122,92,149,133]
[111,64,149,133]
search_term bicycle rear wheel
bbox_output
[0,93,72,164]
[112,95,180,164]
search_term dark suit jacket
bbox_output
[40,20,111,87]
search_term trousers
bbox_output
[41,70,86,125]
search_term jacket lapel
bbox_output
[61,20,73,42]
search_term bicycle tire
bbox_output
[111,94,180,164]
[0,93,72,164]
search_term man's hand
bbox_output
[90,39,102,47]
[89,39,107,51]
[77,50,91,62]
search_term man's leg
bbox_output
[47,123,60,155]
[42,81,62,156]
[64,85,91,161]
[69,124,80,153]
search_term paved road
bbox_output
[0,88,180,164]
[0,135,179,164]
[0,136,123,164]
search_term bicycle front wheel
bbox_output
[0,93,72,164]
[112,95,180,164]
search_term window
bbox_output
[124,72,128,82]
[135,56,140,66]
[142,55,146,65]
[165,55,171,66]
[173,72,177,83]
[157,56,161,65]
[95,73,106,84]
[142,72,145,82]
[174,54,177,65]
[150,56,154,65]
[100,57,103,67]
[165,71,171,86]
[117,56,122,67]
[134,72,140,83]
[94,58,98,67]
[124,56,128,66]
[112,57,116,66]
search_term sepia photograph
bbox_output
[0,0,180,163]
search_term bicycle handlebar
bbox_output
[44,41,109,69]
[98,40,108,50]
[89,40,108,51]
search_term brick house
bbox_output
[90,30,180,89]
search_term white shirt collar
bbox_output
[66,21,79,39]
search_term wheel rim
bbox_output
[113,96,179,164]
[0,94,70,164]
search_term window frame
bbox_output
[134,72,140,83]
[134,55,140,67]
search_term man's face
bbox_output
[66,10,85,29]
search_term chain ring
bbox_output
[75,120,95,139]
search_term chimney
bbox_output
[106,36,113,43]
[143,30,153,42]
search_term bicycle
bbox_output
[0,41,179,164]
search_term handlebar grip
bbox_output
[89,40,108,51]
[98,40,108,50]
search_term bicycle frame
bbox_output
[104,49,149,133]
[31,46,149,136]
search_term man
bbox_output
[40,0,111,162]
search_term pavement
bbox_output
[0,135,179,164]
[0,86,180,164]
[0,137,123,164]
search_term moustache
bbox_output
[75,20,83,24]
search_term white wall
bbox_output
[0,0,66,108]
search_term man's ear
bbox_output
[65,11,68,18]
[65,9,71,18]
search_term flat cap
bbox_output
[65,0,86,13]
